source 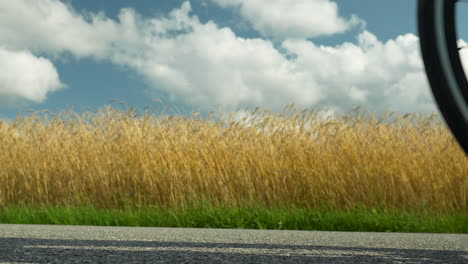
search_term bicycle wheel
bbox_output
[418,0,468,156]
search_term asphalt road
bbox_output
[0,224,466,263]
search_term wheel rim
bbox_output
[434,1,468,124]
[419,0,468,156]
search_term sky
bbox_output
[1,0,468,127]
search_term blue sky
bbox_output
[1,0,467,125]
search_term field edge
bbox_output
[0,205,466,234]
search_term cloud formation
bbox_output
[209,0,364,39]
[108,2,324,115]
[0,0,118,58]
[281,31,432,116]
[105,2,437,121]
[0,47,65,105]
[0,0,451,125]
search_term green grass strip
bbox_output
[0,205,466,233]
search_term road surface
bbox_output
[0,224,466,263]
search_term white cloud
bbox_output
[280,31,433,117]
[109,2,324,117]
[0,0,119,105]
[209,0,364,39]
[459,40,468,76]
[0,0,118,58]
[0,47,65,104]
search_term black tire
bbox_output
[418,0,468,156]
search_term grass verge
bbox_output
[0,205,466,233]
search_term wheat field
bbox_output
[0,101,466,214]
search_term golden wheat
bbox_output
[0,102,466,213]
